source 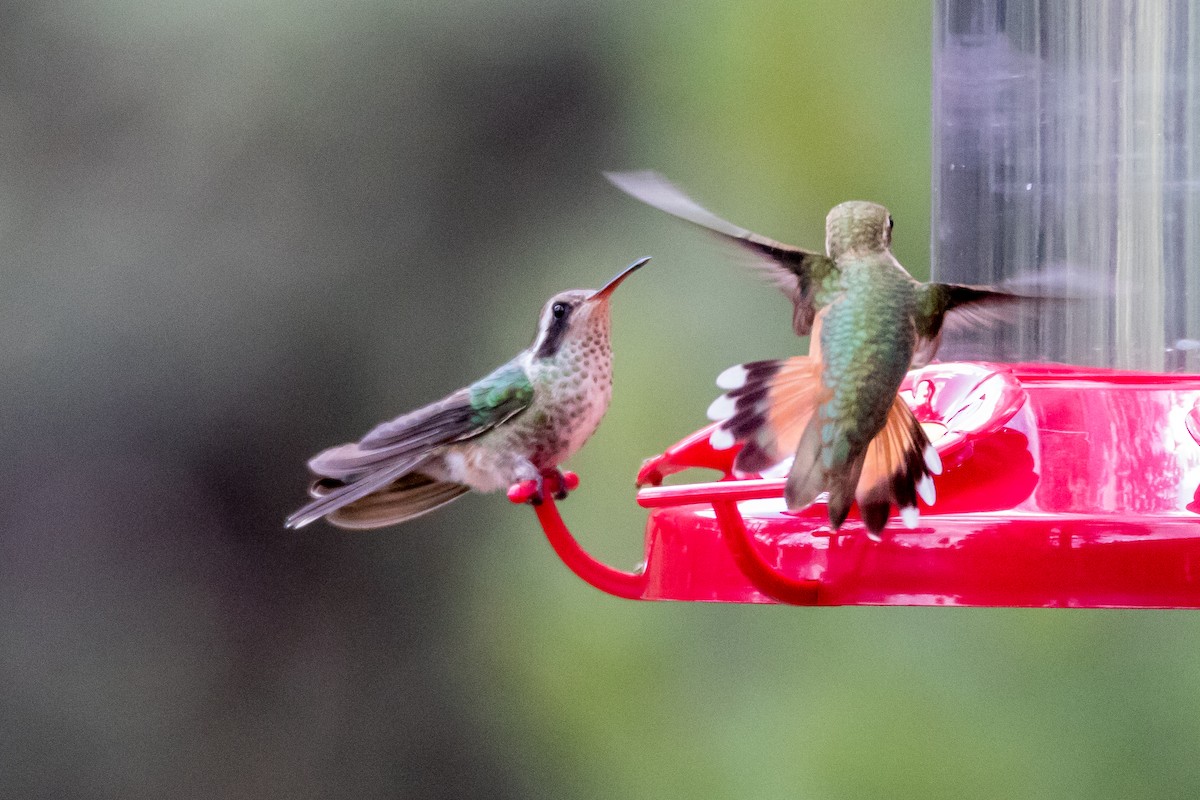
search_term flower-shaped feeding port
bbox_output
[516,362,1200,608]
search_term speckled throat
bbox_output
[521,313,614,468]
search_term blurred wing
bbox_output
[913,282,1032,357]
[933,284,1031,334]
[918,278,1086,333]
[912,283,1028,366]
[605,170,837,335]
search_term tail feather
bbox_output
[824,452,867,531]
[853,396,941,538]
[706,356,828,473]
[324,473,470,529]
[858,480,893,537]
[707,353,943,538]
[785,393,942,538]
[783,415,827,511]
[284,456,425,529]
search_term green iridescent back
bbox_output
[816,255,918,458]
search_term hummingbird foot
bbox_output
[506,470,580,506]
[507,479,542,505]
[548,468,580,501]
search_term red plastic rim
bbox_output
[521,363,1200,607]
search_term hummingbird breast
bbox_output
[433,329,614,494]
[522,330,614,467]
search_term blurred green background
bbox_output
[4,1,1200,798]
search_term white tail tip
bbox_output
[916,474,936,506]
[706,393,737,422]
[716,364,748,390]
[710,426,735,450]
[900,505,920,529]
[924,444,943,475]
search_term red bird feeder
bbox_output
[515,362,1200,607]
[514,0,1200,607]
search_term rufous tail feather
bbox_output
[706,356,829,474]
[854,396,942,540]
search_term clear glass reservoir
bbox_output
[933,1,1200,371]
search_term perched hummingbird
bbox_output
[608,171,1029,537]
[285,256,650,530]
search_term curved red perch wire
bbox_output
[515,471,650,600]
[710,501,820,605]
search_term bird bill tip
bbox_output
[590,256,651,301]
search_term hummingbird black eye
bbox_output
[887,215,895,231]
[552,302,568,319]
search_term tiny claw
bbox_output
[552,469,581,501]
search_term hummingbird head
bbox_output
[530,256,650,360]
[824,201,894,260]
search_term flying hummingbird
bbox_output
[608,171,1029,538]
[285,256,650,530]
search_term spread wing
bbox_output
[917,284,1032,337]
[912,283,1044,366]
[605,170,838,335]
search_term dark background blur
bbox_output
[3,1,1199,798]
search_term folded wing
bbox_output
[286,361,533,529]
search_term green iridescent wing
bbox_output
[308,360,534,483]
[356,360,532,450]
[284,361,533,529]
